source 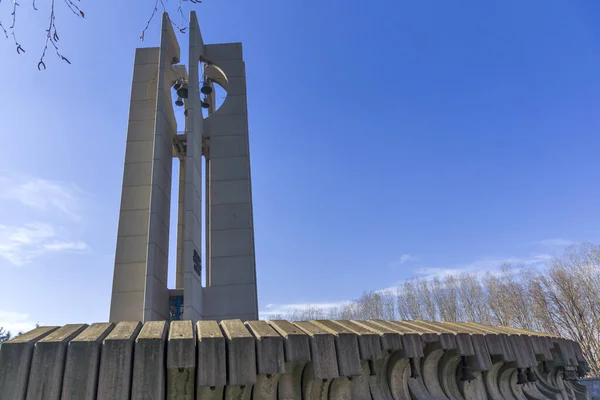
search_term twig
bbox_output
[9,0,25,53]
[0,22,7,39]
[38,0,71,70]
[140,0,161,41]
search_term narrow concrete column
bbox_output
[132,321,168,399]
[0,326,58,400]
[176,158,186,289]
[245,321,285,400]
[167,321,196,399]
[97,321,142,398]
[26,324,88,400]
[221,320,256,400]
[61,323,114,400]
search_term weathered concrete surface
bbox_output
[0,319,590,400]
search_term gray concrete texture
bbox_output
[0,320,590,399]
[109,11,258,324]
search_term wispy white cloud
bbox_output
[536,238,574,247]
[399,254,418,264]
[0,172,85,220]
[413,255,549,279]
[0,223,89,266]
[0,310,37,334]
[260,301,351,318]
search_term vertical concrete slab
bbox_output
[61,323,114,400]
[132,321,168,400]
[311,320,362,377]
[167,321,196,399]
[97,321,142,398]
[182,10,205,323]
[0,326,58,400]
[196,320,226,400]
[204,40,258,322]
[26,324,88,400]
[220,319,257,385]
[294,321,340,380]
[351,320,403,352]
[245,320,285,375]
[334,320,384,361]
[143,12,179,322]
[110,46,159,323]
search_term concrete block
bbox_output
[125,140,154,164]
[210,229,253,257]
[224,76,247,96]
[0,326,59,400]
[210,203,252,231]
[209,255,256,286]
[120,185,151,211]
[134,47,160,65]
[97,321,142,398]
[294,321,339,380]
[212,59,245,78]
[205,113,248,137]
[117,210,150,237]
[215,94,247,116]
[311,320,362,377]
[129,100,157,122]
[61,323,114,400]
[132,63,158,83]
[127,120,156,142]
[267,320,311,363]
[123,162,153,187]
[115,235,148,264]
[334,320,383,361]
[131,80,157,102]
[210,179,251,205]
[167,321,195,399]
[111,264,146,293]
[245,321,285,375]
[197,321,227,387]
[209,135,248,159]
[220,319,256,385]
[204,43,242,61]
[352,320,402,351]
[203,284,257,318]
[109,291,145,322]
[209,157,250,181]
[26,324,88,400]
[132,321,168,400]
[372,320,423,358]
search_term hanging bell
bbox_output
[408,358,420,379]
[175,97,184,107]
[516,369,528,385]
[201,101,210,109]
[173,79,189,99]
[526,368,537,383]
[201,80,213,95]
[459,357,476,382]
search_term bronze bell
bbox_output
[516,369,528,385]
[409,358,420,379]
[201,80,213,95]
[526,368,537,382]
[201,101,210,109]
[459,357,476,382]
[175,97,184,107]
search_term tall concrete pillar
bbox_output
[109,14,180,322]
[203,42,259,321]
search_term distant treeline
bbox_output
[269,243,600,376]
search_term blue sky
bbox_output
[1,0,600,331]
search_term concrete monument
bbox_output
[109,12,258,323]
[0,12,592,400]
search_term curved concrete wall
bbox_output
[0,320,589,399]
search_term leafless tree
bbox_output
[1,0,201,69]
